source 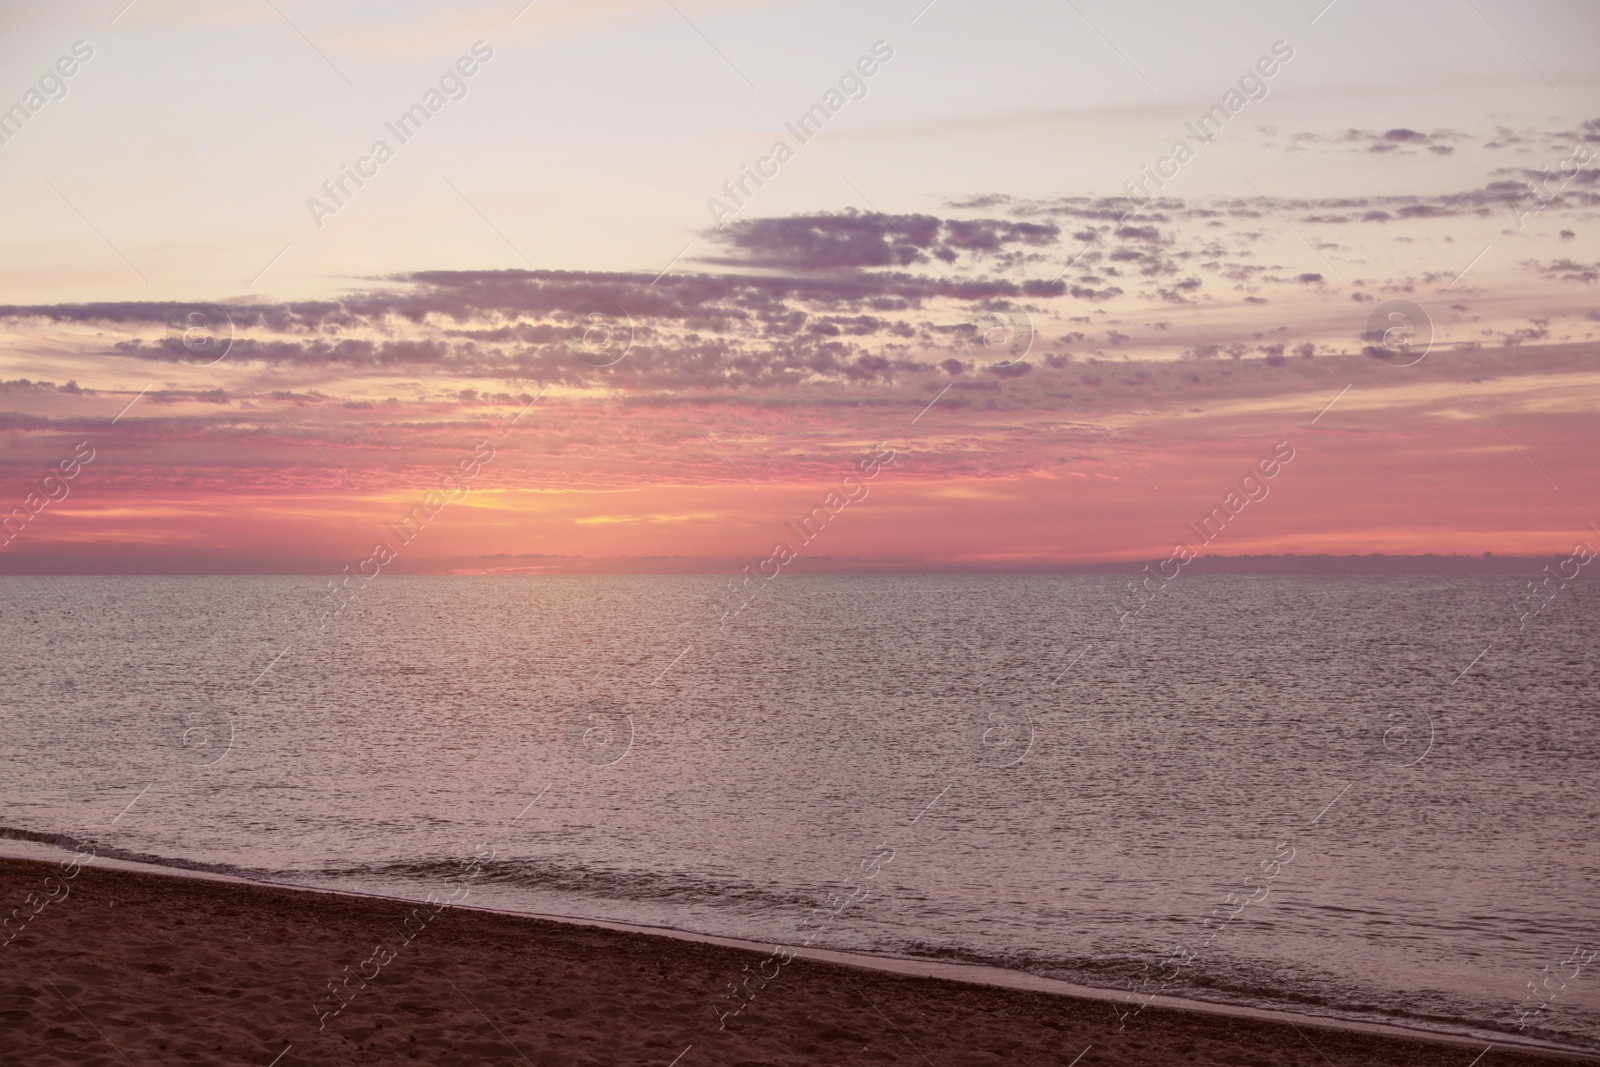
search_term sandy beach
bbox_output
[0,856,1591,1066]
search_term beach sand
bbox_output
[0,856,1591,1066]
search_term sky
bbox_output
[0,0,1596,573]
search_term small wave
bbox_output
[867,936,1599,1054]
[309,855,811,914]
[0,825,93,852]
[0,825,810,915]
[0,824,280,882]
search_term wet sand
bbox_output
[0,856,1591,1066]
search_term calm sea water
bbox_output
[2,575,1596,1051]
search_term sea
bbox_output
[2,574,1596,1054]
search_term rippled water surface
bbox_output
[2,575,1596,1051]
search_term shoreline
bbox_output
[3,853,1595,1066]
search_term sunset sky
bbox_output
[1,0,1596,573]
